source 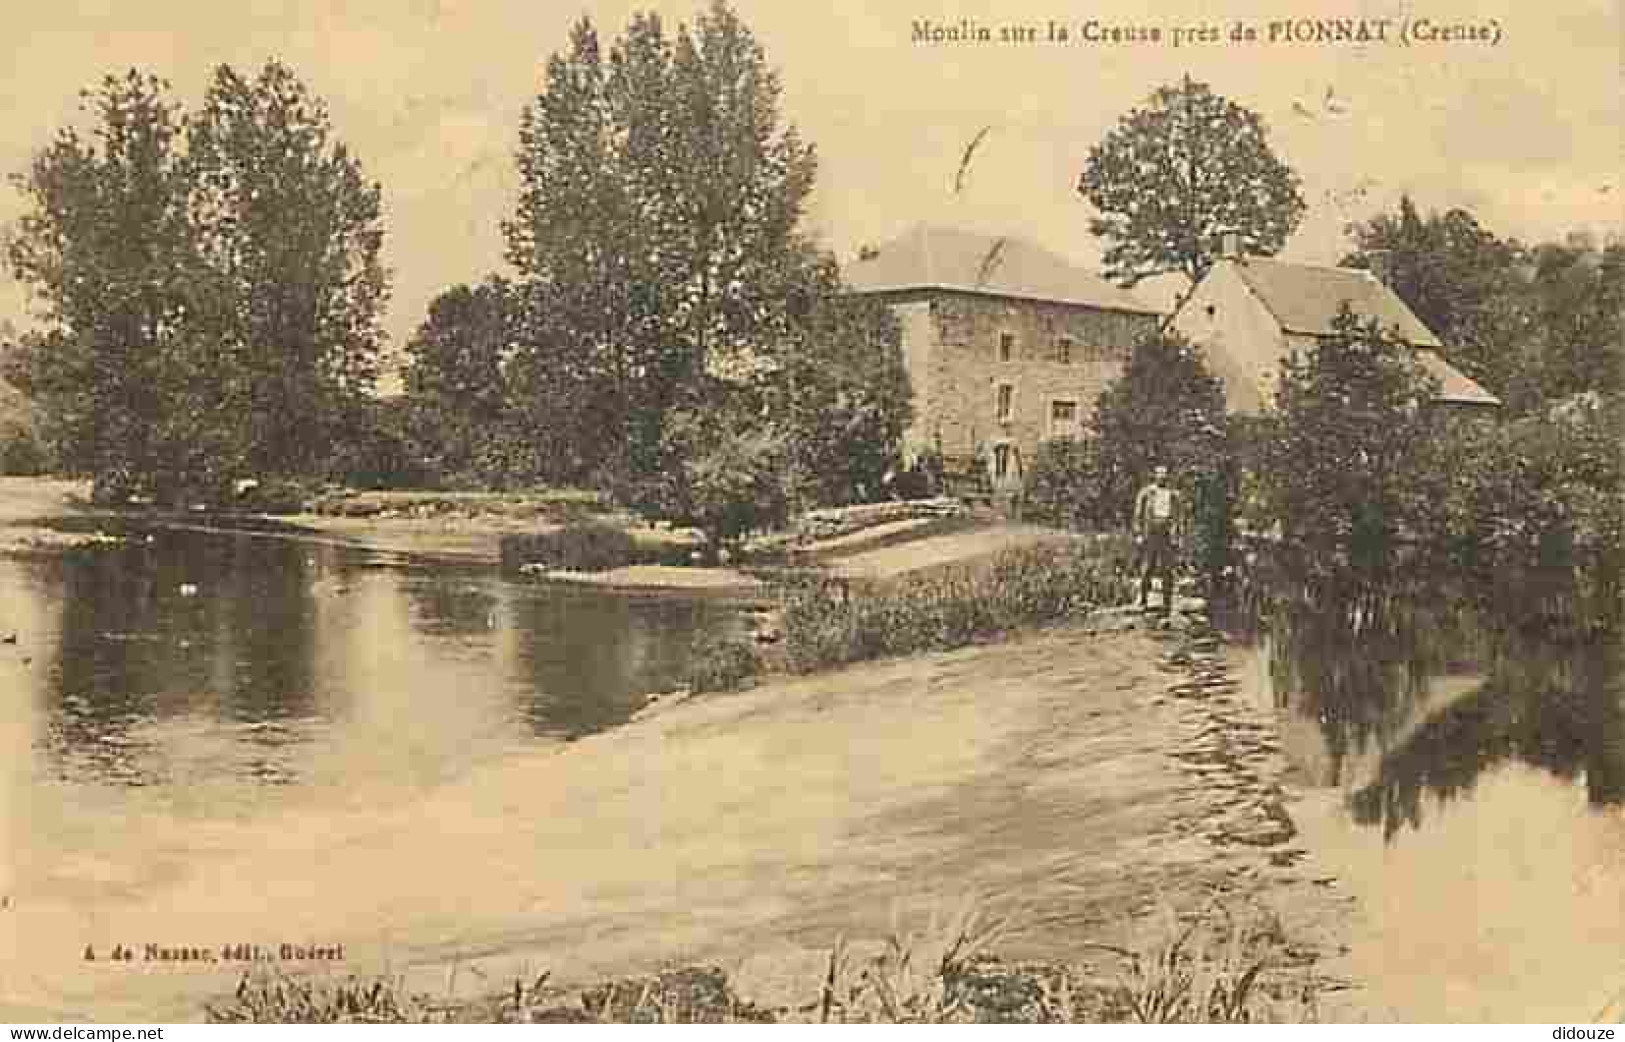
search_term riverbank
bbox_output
[0,475,1360,1022]
[7,616,1351,1023]
[0,478,1072,594]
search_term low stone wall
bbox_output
[794,497,968,541]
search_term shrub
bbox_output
[637,409,789,562]
[1023,436,1104,529]
[0,424,47,475]
[503,521,638,573]
[685,632,761,693]
[783,541,1132,673]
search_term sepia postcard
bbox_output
[0,0,1619,1025]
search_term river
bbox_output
[2,517,1620,1022]
[0,520,730,1019]
[1245,578,1625,1022]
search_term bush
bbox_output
[502,521,638,572]
[685,632,760,693]
[783,540,1133,673]
[636,408,789,562]
[1023,437,1105,529]
[0,424,47,476]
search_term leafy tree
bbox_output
[186,60,390,479]
[1079,76,1305,286]
[5,72,198,500]
[7,63,388,500]
[1094,329,1237,590]
[641,395,789,561]
[401,278,515,483]
[1021,330,1237,590]
[1343,196,1530,401]
[772,255,910,508]
[1517,237,1624,406]
[504,2,823,493]
[1255,306,1442,591]
[1091,330,1229,521]
[504,16,649,485]
[1346,202,1623,413]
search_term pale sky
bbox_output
[1,0,1618,359]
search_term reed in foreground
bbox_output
[205,896,1321,1024]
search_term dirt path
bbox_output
[4,622,1350,1021]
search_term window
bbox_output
[998,332,1015,363]
[1049,399,1079,438]
[993,443,1015,480]
[995,382,1014,423]
[1056,336,1074,365]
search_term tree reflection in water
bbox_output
[1259,550,1623,839]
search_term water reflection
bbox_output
[6,523,727,795]
[1253,555,1624,1018]
[1255,550,1623,835]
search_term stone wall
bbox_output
[918,292,1158,477]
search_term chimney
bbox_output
[1365,248,1394,287]
[1219,231,1242,261]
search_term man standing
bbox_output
[1134,464,1178,614]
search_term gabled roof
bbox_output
[1230,257,1443,348]
[1214,257,1498,408]
[842,225,1158,314]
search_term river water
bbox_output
[1246,582,1625,1022]
[2,521,1620,1022]
[0,521,729,1019]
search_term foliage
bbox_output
[772,258,913,508]
[685,631,760,693]
[1413,394,1622,637]
[1254,306,1442,591]
[5,64,388,501]
[817,897,1014,1023]
[503,2,823,491]
[1345,203,1624,415]
[1090,330,1231,529]
[1078,77,1305,286]
[401,278,525,485]
[639,403,789,560]
[782,540,1132,674]
[209,971,424,1023]
[1343,196,1528,400]
[0,424,48,476]
[185,60,389,479]
[325,397,432,491]
[1022,436,1105,530]
[1102,904,1303,1024]
[6,72,197,499]
[205,897,1321,1024]
[1026,330,1239,591]
[1516,237,1625,407]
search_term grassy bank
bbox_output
[208,897,1322,1023]
[682,535,1138,694]
[782,538,1136,674]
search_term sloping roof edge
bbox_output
[842,224,1163,316]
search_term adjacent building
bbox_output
[1168,246,1500,415]
[843,225,1161,496]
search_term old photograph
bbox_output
[0,0,1619,1025]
